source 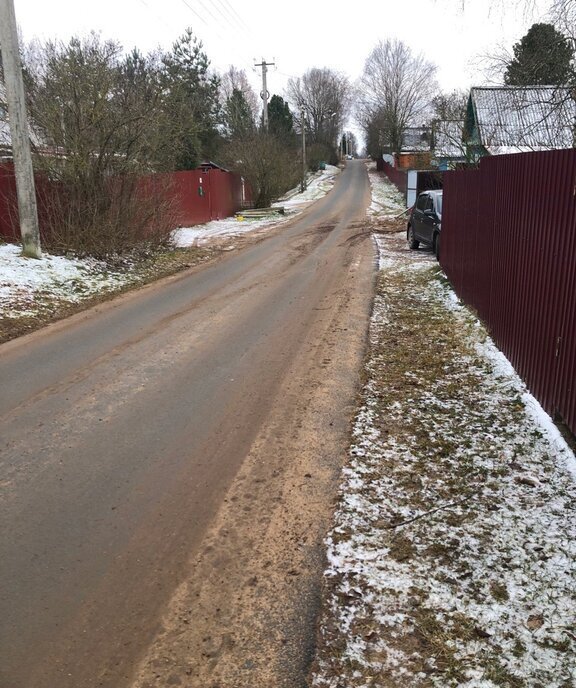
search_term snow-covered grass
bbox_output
[0,243,133,318]
[0,165,340,331]
[310,178,576,688]
[366,163,406,219]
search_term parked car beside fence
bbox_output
[407,189,442,259]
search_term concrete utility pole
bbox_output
[300,106,306,192]
[255,57,274,131]
[0,0,41,258]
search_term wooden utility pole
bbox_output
[0,0,41,258]
[255,57,274,131]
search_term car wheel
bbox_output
[433,233,440,260]
[407,225,419,250]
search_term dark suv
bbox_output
[407,190,442,259]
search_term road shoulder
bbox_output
[310,230,576,687]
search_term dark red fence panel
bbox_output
[0,165,250,242]
[0,164,19,241]
[137,168,250,227]
[0,163,62,242]
[381,161,407,195]
[441,149,576,435]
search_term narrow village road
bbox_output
[0,160,374,688]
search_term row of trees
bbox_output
[11,29,354,255]
[14,9,573,255]
[20,30,225,254]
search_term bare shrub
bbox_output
[223,132,300,208]
[23,34,176,257]
[36,172,176,257]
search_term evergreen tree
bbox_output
[504,23,574,86]
[224,88,254,140]
[267,94,294,143]
[161,28,221,169]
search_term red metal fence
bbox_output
[0,164,250,242]
[0,164,20,241]
[441,149,576,436]
[143,168,250,227]
[382,161,407,195]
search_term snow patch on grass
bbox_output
[366,162,406,218]
[0,243,130,317]
[311,229,576,687]
[1,166,342,323]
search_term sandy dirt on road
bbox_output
[129,227,376,688]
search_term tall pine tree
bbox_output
[161,28,221,169]
[224,88,254,140]
[267,95,295,144]
[504,23,574,86]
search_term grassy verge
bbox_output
[310,234,576,688]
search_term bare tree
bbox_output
[357,39,438,157]
[287,67,351,163]
[222,131,299,208]
[431,89,468,121]
[551,0,575,33]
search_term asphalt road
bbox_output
[0,160,375,687]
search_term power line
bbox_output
[137,0,180,35]
[179,0,209,27]
[169,0,263,83]
[220,0,254,36]
[211,0,245,33]
[207,0,246,35]
[190,0,225,27]
[277,69,300,81]
[178,0,237,46]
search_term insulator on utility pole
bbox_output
[255,57,275,131]
[0,0,41,259]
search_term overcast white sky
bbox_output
[13,0,553,116]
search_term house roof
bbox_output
[468,86,576,155]
[198,160,230,172]
[401,127,431,152]
[433,120,465,158]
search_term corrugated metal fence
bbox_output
[382,161,407,194]
[0,164,250,242]
[441,149,576,436]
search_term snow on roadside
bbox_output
[172,164,340,247]
[1,165,341,319]
[0,243,131,317]
[366,161,406,218]
[310,176,576,687]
